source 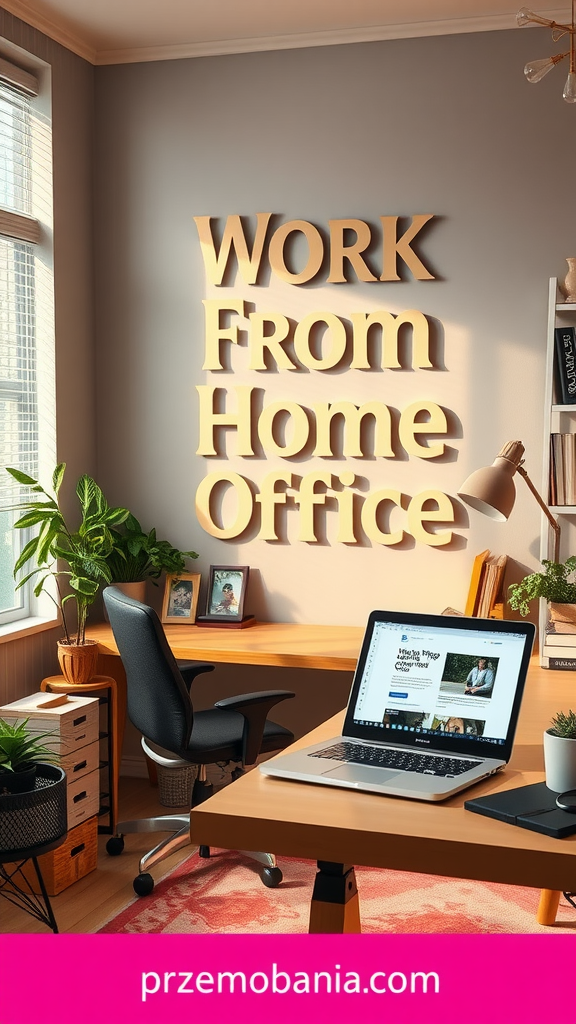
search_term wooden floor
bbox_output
[1,778,197,934]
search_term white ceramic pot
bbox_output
[543,729,576,792]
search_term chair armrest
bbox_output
[214,690,295,766]
[177,661,215,692]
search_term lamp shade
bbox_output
[457,453,520,521]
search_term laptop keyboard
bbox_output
[310,741,482,777]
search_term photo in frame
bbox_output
[161,572,201,624]
[202,566,250,622]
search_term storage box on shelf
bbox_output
[540,277,576,668]
[0,692,100,892]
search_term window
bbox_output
[0,51,55,626]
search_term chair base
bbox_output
[106,814,282,894]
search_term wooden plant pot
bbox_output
[548,602,576,634]
[103,582,146,622]
[57,639,99,684]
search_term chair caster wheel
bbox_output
[261,866,283,888]
[199,845,210,858]
[133,873,155,897]
[106,835,125,856]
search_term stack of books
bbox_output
[465,550,507,619]
[550,433,576,506]
[543,616,576,669]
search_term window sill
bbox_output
[0,615,60,645]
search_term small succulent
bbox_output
[549,709,576,739]
[0,717,59,774]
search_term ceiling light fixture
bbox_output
[517,2,576,102]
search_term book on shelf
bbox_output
[554,325,576,404]
[464,550,507,619]
[548,432,576,505]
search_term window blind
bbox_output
[0,56,54,624]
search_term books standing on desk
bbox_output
[464,550,507,619]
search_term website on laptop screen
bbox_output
[352,620,528,749]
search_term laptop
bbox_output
[259,609,535,802]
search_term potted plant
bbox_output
[0,718,67,858]
[5,464,129,683]
[508,557,576,631]
[543,709,576,792]
[0,718,58,794]
[104,512,198,603]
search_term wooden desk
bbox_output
[190,659,576,932]
[88,621,364,672]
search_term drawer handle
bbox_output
[73,760,87,773]
[76,733,87,742]
[73,791,87,803]
[73,715,87,726]
[70,842,85,858]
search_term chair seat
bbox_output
[180,708,293,764]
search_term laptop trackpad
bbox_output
[322,765,402,785]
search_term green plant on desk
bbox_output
[508,557,576,617]
[105,512,198,584]
[549,709,576,738]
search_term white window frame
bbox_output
[0,42,57,635]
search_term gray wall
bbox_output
[0,8,95,704]
[94,30,576,627]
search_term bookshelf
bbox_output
[539,277,576,667]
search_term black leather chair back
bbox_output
[103,587,193,752]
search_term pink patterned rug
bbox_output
[99,849,576,934]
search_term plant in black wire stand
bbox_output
[0,717,59,794]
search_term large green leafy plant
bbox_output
[5,464,129,643]
[508,557,576,617]
[105,513,198,583]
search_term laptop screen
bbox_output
[343,610,535,762]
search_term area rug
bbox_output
[99,849,576,934]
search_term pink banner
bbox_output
[0,934,574,1023]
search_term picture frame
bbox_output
[202,565,249,622]
[161,572,201,624]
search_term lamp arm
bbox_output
[516,465,560,563]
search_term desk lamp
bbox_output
[457,440,561,562]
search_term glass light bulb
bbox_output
[552,26,568,41]
[517,7,535,26]
[563,70,576,101]
[524,56,556,82]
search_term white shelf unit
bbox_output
[539,278,576,666]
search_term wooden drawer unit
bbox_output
[60,739,100,783]
[67,770,100,828]
[0,692,99,756]
[19,816,98,896]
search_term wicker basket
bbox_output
[156,763,197,807]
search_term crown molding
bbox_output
[0,2,570,68]
[0,0,97,62]
[94,14,525,65]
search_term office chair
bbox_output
[102,587,295,896]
